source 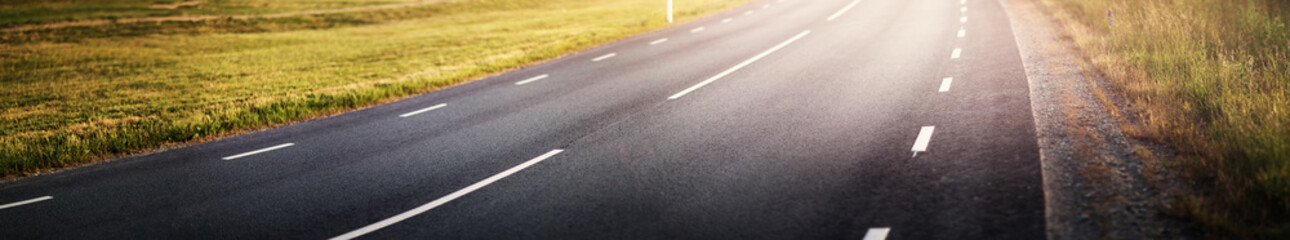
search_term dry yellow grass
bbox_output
[1036,0,1290,237]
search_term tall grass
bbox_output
[0,0,750,178]
[1037,0,1290,237]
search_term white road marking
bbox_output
[912,126,935,154]
[669,30,811,100]
[864,227,892,240]
[952,48,962,59]
[962,6,968,12]
[650,38,669,45]
[827,0,862,21]
[939,77,953,92]
[961,0,966,4]
[592,53,617,61]
[330,149,565,240]
[763,4,769,9]
[961,16,968,23]
[958,28,966,37]
[745,10,754,15]
[0,196,52,210]
[721,18,733,23]
[222,143,295,160]
[514,74,549,85]
[690,27,705,33]
[778,0,783,2]
[398,103,448,117]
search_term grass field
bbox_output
[1036,0,1290,237]
[0,0,752,178]
[0,0,431,27]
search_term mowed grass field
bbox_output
[0,0,429,27]
[0,0,751,178]
[1037,0,1290,237]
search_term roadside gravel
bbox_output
[999,0,1196,238]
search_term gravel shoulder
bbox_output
[999,0,1196,238]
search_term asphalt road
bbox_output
[0,0,1044,239]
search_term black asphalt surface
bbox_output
[0,0,1044,239]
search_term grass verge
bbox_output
[0,0,751,179]
[1034,0,1290,237]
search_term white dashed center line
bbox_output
[222,143,295,160]
[961,0,966,4]
[827,0,862,21]
[515,74,549,85]
[669,30,811,100]
[745,10,754,15]
[763,4,769,9]
[962,6,967,12]
[958,28,966,37]
[912,126,935,156]
[0,196,52,210]
[650,38,669,45]
[721,18,733,23]
[961,16,968,23]
[951,48,962,59]
[592,53,617,62]
[939,77,953,92]
[864,227,892,240]
[690,27,706,33]
[330,149,565,240]
[399,103,448,117]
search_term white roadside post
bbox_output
[667,0,673,23]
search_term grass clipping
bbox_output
[1035,0,1290,237]
[0,0,750,178]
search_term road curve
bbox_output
[0,0,1043,239]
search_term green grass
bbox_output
[0,0,751,178]
[0,0,431,27]
[1036,0,1290,237]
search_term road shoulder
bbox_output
[998,0,1193,238]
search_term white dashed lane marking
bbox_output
[0,196,52,210]
[669,30,812,100]
[222,143,295,160]
[864,227,892,240]
[330,149,565,240]
[515,74,549,85]
[592,53,617,62]
[399,103,448,118]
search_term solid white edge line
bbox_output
[514,74,549,85]
[650,38,669,45]
[0,196,52,210]
[690,27,705,33]
[863,227,892,240]
[939,77,953,92]
[958,28,966,37]
[668,30,811,100]
[221,143,295,160]
[398,103,448,117]
[592,53,617,61]
[827,0,862,21]
[330,149,565,240]
[721,18,733,23]
[912,126,935,152]
[952,48,962,59]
